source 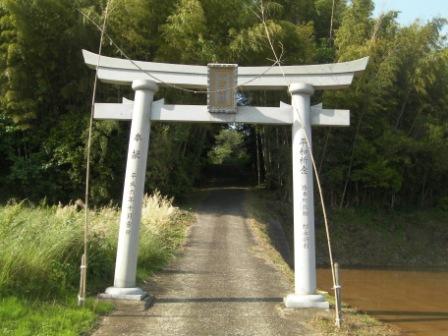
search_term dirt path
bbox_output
[93,188,323,336]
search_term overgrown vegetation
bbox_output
[208,128,249,166]
[248,188,448,268]
[0,192,190,335]
[0,0,446,210]
[258,5,448,209]
[316,207,448,267]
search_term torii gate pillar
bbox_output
[82,49,368,305]
[284,83,329,309]
[103,79,158,299]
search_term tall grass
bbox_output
[0,192,189,335]
[0,191,188,299]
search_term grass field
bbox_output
[0,192,190,335]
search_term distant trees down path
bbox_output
[0,0,446,209]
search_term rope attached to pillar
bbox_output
[258,0,342,325]
[78,0,113,307]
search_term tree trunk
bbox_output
[395,89,411,130]
[255,127,261,186]
[275,127,282,187]
[260,127,268,183]
[339,106,367,209]
[318,128,331,174]
[420,169,429,207]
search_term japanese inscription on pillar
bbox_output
[301,183,311,250]
[300,137,311,250]
[125,132,142,234]
[299,138,308,175]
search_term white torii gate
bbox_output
[83,50,368,308]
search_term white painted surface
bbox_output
[82,50,368,90]
[284,82,329,309]
[311,106,349,126]
[105,80,157,297]
[83,50,367,307]
[284,293,329,309]
[103,286,147,300]
[94,101,349,126]
[95,102,134,120]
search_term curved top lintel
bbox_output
[82,49,368,90]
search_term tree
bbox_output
[208,128,249,165]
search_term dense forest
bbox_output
[0,0,447,210]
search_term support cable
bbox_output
[258,0,341,325]
[77,8,283,95]
[329,0,336,42]
[78,0,113,306]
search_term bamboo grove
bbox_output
[0,0,447,210]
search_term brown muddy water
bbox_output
[317,268,448,336]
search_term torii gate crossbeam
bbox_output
[83,50,367,90]
[84,50,368,309]
[94,99,350,126]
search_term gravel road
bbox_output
[93,187,323,336]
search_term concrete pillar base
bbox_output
[284,294,329,309]
[98,286,149,301]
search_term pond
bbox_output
[317,267,448,336]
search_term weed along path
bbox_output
[93,187,324,336]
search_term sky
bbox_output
[373,0,447,29]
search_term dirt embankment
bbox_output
[247,189,448,268]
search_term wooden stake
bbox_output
[78,254,87,306]
[334,262,342,327]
